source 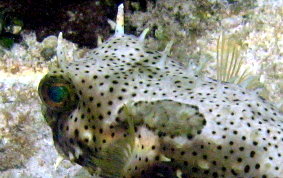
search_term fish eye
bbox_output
[38,75,78,111]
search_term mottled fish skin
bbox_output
[38,13,283,178]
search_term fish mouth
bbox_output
[43,108,99,170]
[142,162,178,178]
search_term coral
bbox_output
[0,0,112,47]
[0,0,156,48]
[126,0,256,60]
[0,83,38,171]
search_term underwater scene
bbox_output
[0,0,283,177]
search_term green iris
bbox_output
[38,74,78,111]
[48,86,69,103]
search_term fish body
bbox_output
[38,5,283,178]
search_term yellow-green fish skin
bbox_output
[39,33,283,178]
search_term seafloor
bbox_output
[0,0,282,177]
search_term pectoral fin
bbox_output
[119,100,207,138]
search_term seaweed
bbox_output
[0,8,23,49]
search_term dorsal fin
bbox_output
[216,33,250,84]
